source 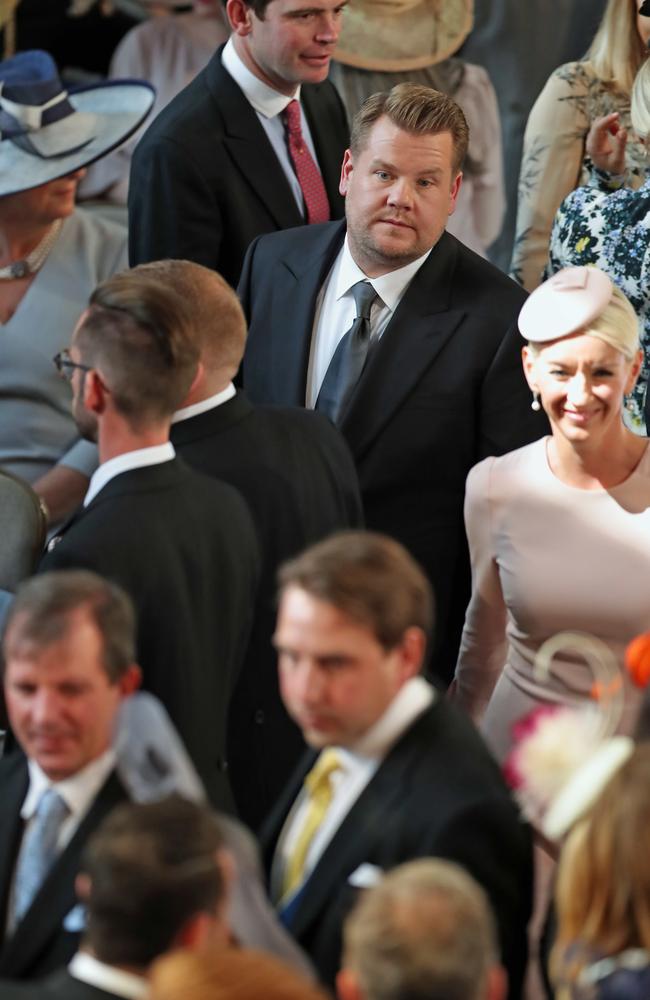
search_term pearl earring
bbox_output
[531,391,541,412]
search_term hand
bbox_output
[586,112,628,175]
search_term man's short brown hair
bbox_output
[277,531,434,651]
[343,859,500,1000]
[128,260,247,381]
[81,795,225,967]
[350,84,469,173]
[75,273,200,429]
[2,570,135,683]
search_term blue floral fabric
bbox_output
[547,168,650,434]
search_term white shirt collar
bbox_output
[83,443,175,507]
[222,37,300,118]
[336,237,432,314]
[339,676,434,763]
[171,383,236,424]
[70,953,148,1000]
[22,749,116,822]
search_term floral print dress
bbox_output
[546,165,650,434]
[511,60,647,291]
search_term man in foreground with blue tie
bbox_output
[261,531,532,999]
[0,571,140,980]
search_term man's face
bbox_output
[274,586,419,748]
[4,608,132,781]
[340,117,462,277]
[230,0,347,95]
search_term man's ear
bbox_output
[339,149,353,197]
[227,0,254,35]
[75,873,92,902]
[447,171,463,216]
[117,664,142,699]
[336,968,364,1000]
[397,626,426,683]
[83,369,108,415]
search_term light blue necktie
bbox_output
[316,280,379,423]
[13,788,69,924]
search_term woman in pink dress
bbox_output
[453,266,650,762]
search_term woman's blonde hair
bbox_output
[631,57,650,136]
[588,0,647,94]
[149,948,330,1000]
[554,745,650,980]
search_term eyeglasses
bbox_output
[53,349,92,382]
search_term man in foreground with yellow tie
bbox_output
[262,531,532,1000]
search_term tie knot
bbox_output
[37,788,69,824]
[304,748,341,795]
[283,99,302,137]
[351,280,377,321]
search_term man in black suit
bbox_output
[128,0,349,286]
[0,572,140,980]
[128,259,363,829]
[1,795,231,998]
[262,532,532,999]
[240,83,548,683]
[39,277,259,809]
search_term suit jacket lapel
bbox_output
[284,722,427,938]
[207,55,304,231]
[0,758,28,938]
[340,234,466,460]
[269,223,346,406]
[0,773,126,977]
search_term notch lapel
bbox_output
[302,85,346,218]
[209,59,304,231]
[267,223,346,406]
[0,773,126,977]
[340,234,466,460]
[284,743,416,939]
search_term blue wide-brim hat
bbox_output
[0,50,155,197]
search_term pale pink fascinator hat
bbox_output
[518,266,639,361]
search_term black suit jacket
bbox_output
[261,700,533,998]
[0,753,126,981]
[0,968,122,999]
[170,391,363,829]
[240,222,549,682]
[128,46,348,287]
[38,458,260,810]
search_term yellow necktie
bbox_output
[282,749,342,899]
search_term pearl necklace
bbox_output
[0,220,63,280]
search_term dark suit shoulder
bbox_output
[445,233,528,309]
[133,49,227,147]
[0,968,122,999]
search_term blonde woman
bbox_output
[553,745,650,999]
[511,0,650,291]
[453,267,650,763]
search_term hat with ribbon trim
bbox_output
[0,49,155,196]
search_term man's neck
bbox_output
[230,34,298,98]
[97,423,171,465]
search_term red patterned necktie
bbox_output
[283,99,330,224]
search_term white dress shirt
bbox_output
[272,677,434,900]
[171,383,236,424]
[221,38,322,218]
[83,443,175,507]
[70,952,148,1000]
[305,238,432,407]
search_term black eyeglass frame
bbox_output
[53,349,92,381]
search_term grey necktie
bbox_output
[13,788,70,924]
[316,280,379,423]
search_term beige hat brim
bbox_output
[333,0,473,73]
